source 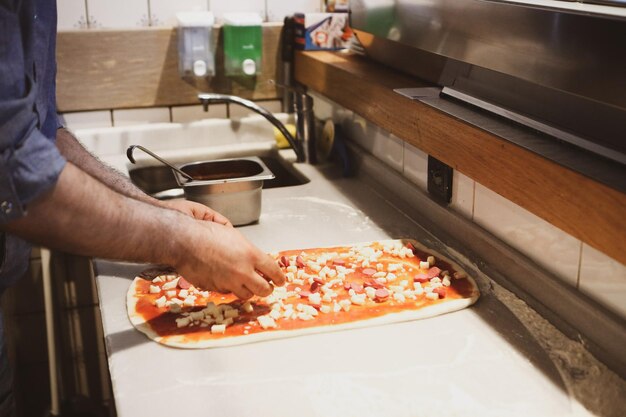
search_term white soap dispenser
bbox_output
[176,11,215,77]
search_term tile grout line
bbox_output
[576,241,584,289]
[147,0,153,27]
[84,0,90,28]
[471,178,476,220]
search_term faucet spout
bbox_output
[198,93,305,162]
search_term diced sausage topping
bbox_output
[374,288,390,302]
[433,287,446,299]
[350,283,364,293]
[310,281,322,293]
[332,258,346,266]
[427,267,441,279]
[177,277,192,289]
[414,274,429,283]
[364,279,384,289]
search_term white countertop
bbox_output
[94,154,588,417]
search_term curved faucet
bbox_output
[198,93,306,162]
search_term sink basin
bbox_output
[129,155,309,200]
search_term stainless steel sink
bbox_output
[128,155,309,200]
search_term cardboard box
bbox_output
[294,13,354,50]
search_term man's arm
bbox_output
[55,127,159,205]
[55,128,231,225]
[3,162,284,299]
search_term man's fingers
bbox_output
[198,207,232,227]
[211,211,233,227]
[244,272,273,297]
[233,285,254,300]
[256,253,286,287]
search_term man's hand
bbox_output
[174,221,285,300]
[161,199,232,226]
[6,164,283,300]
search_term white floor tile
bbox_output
[579,244,626,319]
[112,107,171,126]
[171,104,227,123]
[403,142,428,191]
[473,183,581,286]
[61,111,113,129]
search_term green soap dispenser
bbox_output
[223,13,263,77]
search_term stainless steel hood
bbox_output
[350,0,626,161]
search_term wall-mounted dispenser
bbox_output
[176,11,215,77]
[223,13,263,77]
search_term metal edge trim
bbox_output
[174,156,275,186]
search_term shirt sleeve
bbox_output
[0,3,66,224]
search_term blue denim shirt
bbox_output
[0,0,67,291]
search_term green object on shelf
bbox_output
[223,14,263,77]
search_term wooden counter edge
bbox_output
[295,51,626,265]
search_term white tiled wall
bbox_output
[403,142,428,191]
[62,101,286,128]
[210,0,266,22]
[57,0,88,30]
[149,0,207,27]
[344,115,404,172]
[61,110,113,130]
[473,183,581,286]
[451,171,474,220]
[229,100,282,118]
[171,104,227,123]
[266,0,322,22]
[312,92,626,319]
[87,0,151,28]
[579,244,626,318]
[56,0,324,28]
[112,107,171,126]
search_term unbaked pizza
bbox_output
[127,239,479,348]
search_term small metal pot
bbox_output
[173,156,274,226]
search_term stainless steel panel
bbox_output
[350,0,626,155]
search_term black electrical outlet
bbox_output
[427,156,453,204]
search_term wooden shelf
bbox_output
[295,51,626,264]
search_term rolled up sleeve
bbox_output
[0,3,66,224]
